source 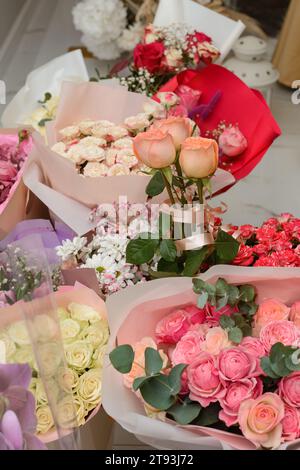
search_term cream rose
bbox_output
[65,341,93,371]
[61,318,81,343]
[69,303,100,324]
[57,367,79,393]
[13,346,37,371]
[57,307,69,321]
[0,340,6,363]
[36,406,54,434]
[0,331,16,359]
[8,321,31,346]
[124,113,150,131]
[91,345,107,368]
[57,395,87,428]
[77,369,102,408]
[33,314,58,343]
[79,319,109,349]
[39,343,62,377]
[35,378,59,406]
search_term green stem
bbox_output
[175,158,187,205]
[161,171,176,205]
[196,179,204,205]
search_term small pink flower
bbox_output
[238,393,285,449]
[239,224,255,239]
[0,161,17,182]
[219,378,263,427]
[233,245,254,266]
[176,85,202,113]
[218,126,248,157]
[172,329,205,365]
[279,372,300,408]
[253,299,290,334]
[205,303,238,326]
[240,337,266,359]
[218,347,259,382]
[282,405,300,441]
[187,352,225,407]
[290,301,300,328]
[156,309,190,344]
[260,320,299,353]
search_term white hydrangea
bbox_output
[118,22,144,52]
[72,0,127,60]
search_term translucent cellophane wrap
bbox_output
[102,266,300,450]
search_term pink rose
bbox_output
[238,393,285,449]
[282,405,300,441]
[152,116,192,149]
[253,299,290,334]
[218,126,248,157]
[187,352,225,407]
[219,378,263,427]
[0,161,17,182]
[218,347,259,382]
[133,128,176,169]
[205,303,238,326]
[239,224,256,239]
[290,302,300,328]
[176,85,202,113]
[232,245,254,267]
[172,329,205,365]
[183,305,206,325]
[240,337,266,359]
[157,92,179,107]
[203,327,232,356]
[156,309,190,344]
[260,320,299,353]
[279,372,300,408]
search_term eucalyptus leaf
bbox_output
[109,345,134,374]
[168,364,187,395]
[228,327,243,344]
[196,403,221,426]
[145,348,163,376]
[168,402,201,425]
[197,291,208,309]
[260,357,280,379]
[139,375,176,411]
[228,285,240,306]
[133,376,151,392]
[239,285,256,302]
[219,315,235,330]
[215,278,229,296]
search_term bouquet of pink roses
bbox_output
[104,267,300,450]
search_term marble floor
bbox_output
[0,0,300,450]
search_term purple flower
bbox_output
[0,364,46,450]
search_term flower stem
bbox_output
[161,170,176,205]
[175,156,187,205]
[197,179,204,205]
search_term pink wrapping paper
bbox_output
[103,266,300,450]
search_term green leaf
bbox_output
[160,240,177,262]
[183,247,210,277]
[126,235,159,265]
[238,301,258,317]
[168,364,187,395]
[215,278,229,296]
[133,376,152,392]
[285,350,300,372]
[196,403,221,426]
[215,230,240,263]
[109,345,134,374]
[197,291,208,309]
[260,357,280,379]
[192,278,207,293]
[228,327,243,344]
[139,375,176,411]
[146,171,165,197]
[239,285,256,302]
[145,348,163,376]
[157,258,181,274]
[228,285,240,306]
[38,118,52,127]
[219,315,235,330]
[168,402,201,425]
[149,269,181,279]
[216,295,228,310]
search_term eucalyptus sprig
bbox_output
[261,342,300,379]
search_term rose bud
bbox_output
[179,137,219,178]
[152,116,193,149]
[219,126,248,157]
[157,92,179,108]
[0,161,17,182]
[133,129,176,169]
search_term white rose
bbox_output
[57,307,69,321]
[116,150,138,168]
[8,321,30,346]
[60,318,81,343]
[79,120,98,135]
[112,137,133,150]
[80,136,106,148]
[91,345,107,368]
[0,331,16,359]
[13,346,37,370]
[57,395,87,428]
[52,142,67,157]
[69,303,100,324]
[65,341,93,371]
[107,163,130,176]
[157,92,179,107]
[36,406,54,434]
[34,378,59,406]
[165,48,183,68]
[79,320,109,349]
[57,367,79,393]
[143,101,166,119]
[83,162,108,177]
[77,369,102,409]
[59,125,80,141]
[124,113,150,131]
[33,314,59,343]
[105,148,117,167]
[0,340,6,363]
[38,342,62,377]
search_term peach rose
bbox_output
[179,137,218,178]
[253,299,290,335]
[279,372,300,408]
[238,393,285,449]
[152,117,192,149]
[290,301,300,328]
[187,351,225,407]
[218,347,259,382]
[219,378,263,427]
[123,337,167,389]
[172,330,205,365]
[133,129,176,169]
[203,327,232,356]
[282,405,300,441]
[156,309,190,345]
[218,126,248,157]
[260,320,299,353]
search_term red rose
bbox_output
[233,245,254,267]
[134,42,165,74]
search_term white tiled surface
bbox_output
[0,0,300,449]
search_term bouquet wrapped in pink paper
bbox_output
[103,266,300,450]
